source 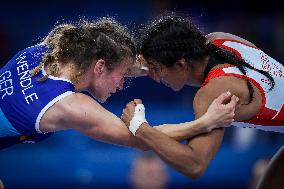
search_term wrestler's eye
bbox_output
[149,65,158,72]
[154,67,159,71]
[153,66,163,74]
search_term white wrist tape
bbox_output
[129,104,148,136]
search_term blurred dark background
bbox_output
[0,0,284,188]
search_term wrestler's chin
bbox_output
[97,93,111,103]
[170,85,183,92]
[86,91,110,103]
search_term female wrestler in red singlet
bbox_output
[122,13,284,188]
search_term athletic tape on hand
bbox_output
[129,104,148,136]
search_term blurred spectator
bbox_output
[129,152,169,189]
[249,158,270,189]
[0,179,4,189]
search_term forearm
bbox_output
[80,121,150,151]
[153,116,210,141]
[49,93,151,151]
[136,123,204,179]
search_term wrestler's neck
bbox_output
[71,68,93,92]
[45,63,91,91]
[185,56,209,87]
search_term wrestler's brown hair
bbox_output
[31,17,135,82]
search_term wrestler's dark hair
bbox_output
[31,17,135,82]
[139,13,275,103]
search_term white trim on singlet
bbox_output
[233,122,284,133]
[41,65,74,84]
[35,91,75,133]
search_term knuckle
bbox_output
[227,107,234,112]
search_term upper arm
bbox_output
[206,32,257,48]
[188,76,260,168]
[195,76,261,121]
[40,93,141,148]
[188,84,226,168]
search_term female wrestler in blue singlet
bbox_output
[0,17,236,150]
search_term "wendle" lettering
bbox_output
[16,52,38,104]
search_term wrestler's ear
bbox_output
[93,59,106,74]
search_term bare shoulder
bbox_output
[206,32,256,47]
[49,93,100,117]
[195,75,249,105]
[194,76,243,116]
[194,75,262,121]
[40,93,103,132]
[55,93,102,113]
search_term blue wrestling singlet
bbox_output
[0,44,75,149]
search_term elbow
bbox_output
[187,164,206,180]
[182,159,208,180]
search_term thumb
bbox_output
[227,95,239,108]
